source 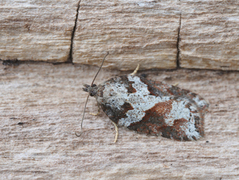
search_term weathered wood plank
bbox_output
[73,0,180,70]
[1,0,239,71]
[180,0,239,70]
[0,0,79,62]
[0,63,238,179]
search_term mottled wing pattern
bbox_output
[95,75,209,141]
[128,76,209,141]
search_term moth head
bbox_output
[83,84,98,97]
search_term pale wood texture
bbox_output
[180,0,239,70]
[1,0,239,70]
[0,0,79,62]
[73,0,180,70]
[1,63,239,179]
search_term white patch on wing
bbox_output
[165,100,190,126]
[192,95,208,109]
[166,99,201,140]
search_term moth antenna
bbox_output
[76,52,109,137]
[75,94,89,137]
[91,51,109,86]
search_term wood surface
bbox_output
[1,62,238,179]
[0,0,79,62]
[1,0,238,70]
[73,0,180,70]
[180,0,239,71]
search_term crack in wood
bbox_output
[69,0,82,63]
[176,13,181,68]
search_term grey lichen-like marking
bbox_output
[119,75,173,127]
[164,98,201,140]
[192,95,208,109]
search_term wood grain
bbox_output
[0,0,79,62]
[180,0,239,70]
[1,0,239,70]
[73,0,180,70]
[1,63,238,179]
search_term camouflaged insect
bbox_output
[83,73,209,141]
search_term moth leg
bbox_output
[130,64,140,76]
[111,120,118,143]
[90,105,101,116]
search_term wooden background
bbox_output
[1,0,239,70]
[0,0,239,179]
[1,63,239,179]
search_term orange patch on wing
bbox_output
[149,100,173,116]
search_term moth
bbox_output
[80,53,209,141]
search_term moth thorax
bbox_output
[83,84,98,96]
